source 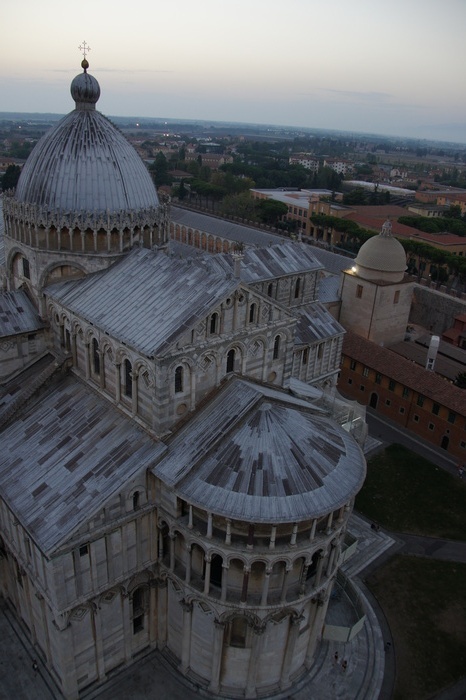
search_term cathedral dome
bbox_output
[354,219,406,282]
[14,60,159,217]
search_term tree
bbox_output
[1,164,21,191]
[257,199,288,225]
[150,152,172,187]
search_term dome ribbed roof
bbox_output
[355,220,406,275]
[15,63,159,216]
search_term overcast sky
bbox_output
[2,0,466,143]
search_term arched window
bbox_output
[132,587,145,634]
[267,283,273,297]
[124,359,132,398]
[294,277,301,299]
[133,491,140,511]
[210,312,219,335]
[227,617,249,648]
[92,338,100,375]
[273,335,280,360]
[249,303,256,324]
[175,365,183,393]
[227,349,235,373]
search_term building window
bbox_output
[317,344,323,360]
[210,312,219,335]
[417,395,425,407]
[227,349,235,373]
[428,423,435,431]
[388,379,396,391]
[273,335,280,360]
[79,544,89,557]
[302,348,308,365]
[124,359,132,398]
[22,258,30,279]
[402,387,409,399]
[348,378,353,385]
[400,407,405,414]
[294,278,301,299]
[133,491,140,511]
[432,403,440,416]
[267,283,273,297]
[132,587,145,634]
[360,385,365,391]
[228,617,249,648]
[461,441,466,449]
[249,303,256,324]
[393,290,400,304]
[386,399,391,406]
[175,365,183,393]
[363,367,369,377]
[356,285,363,298]
[448,411,456,424]
[413,414,419,422]
[375,373,382,384]
[92,338,100,375]
[350,360,356,371]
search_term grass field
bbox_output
[355,444,466,699]
[355,443,466,540]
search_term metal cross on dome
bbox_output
[78,41,91,59]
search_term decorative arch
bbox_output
[39,259,87,290]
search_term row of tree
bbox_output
[310,214,466,289]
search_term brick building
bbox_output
[340,331,466,460]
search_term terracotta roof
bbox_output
[342,331,466,414]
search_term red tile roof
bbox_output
[342,331,466,414]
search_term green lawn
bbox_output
[355,443,466,539]
[367,557,466,700]
[356,444,466,699]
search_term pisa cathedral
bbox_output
[0,59,367,698]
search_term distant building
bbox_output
[289,154,319,173]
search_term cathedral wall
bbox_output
[0,331,47,379]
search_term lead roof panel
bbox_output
[0,376,164,555]
[153,378,366,523]
[46,248,240,356]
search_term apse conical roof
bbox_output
[14,59,159,217]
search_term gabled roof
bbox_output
[295,303,344,345]
[0,290,45,338]
[343,331,466,414]
[46,248,240,357]
[212,241,323,282]
[0,376,164,555]
[153,378,366,523]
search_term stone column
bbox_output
[260,567,271,606]
[131,370,138,415]
[315,552,325,588]
[180,600,193,674]
[221,564,228,602]
[188,505,193,530]
[156,579,168,648]
[122,593,132,662]
[204,556,211,595]
[245,623,266,698]
[280,614,303,690]
[241,565,250,605]
[290,523,298,547]
[280,566,290,602]
[207,512,213,539]
[185,545,192,584]
[84,342,90,379]
[208,620,225,694]
[115,362,121,402]
[309,519,317,541]
[225,519,231,545]
[54,616,79,700]
[169,534,175,571]
[269,525,276,550]
[92,605,106,682]
[99,351,105,389]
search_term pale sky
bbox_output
[2,0,466,143]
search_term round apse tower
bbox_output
[3,58,169,307]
